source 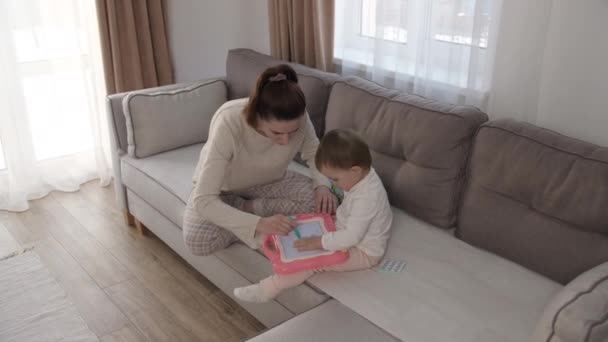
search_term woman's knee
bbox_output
[182,219,236,256]
[183,226,216,256]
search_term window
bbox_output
[358,0,489,47]
[432,0,490,48]
[335,0,499,106]
[10,0,96,161]
[360,0,408,44]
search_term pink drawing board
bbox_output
[263,213,348,274]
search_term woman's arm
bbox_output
[300,115,331,189]
[300,115,336,213]
[190,119,261,249]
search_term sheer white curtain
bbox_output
[0,0,110,212]
[334,0,502,110]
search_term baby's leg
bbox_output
[234,248,380,303]
[316,247,381,273]
[234,270,314,303]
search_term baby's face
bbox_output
[320,165,366,192]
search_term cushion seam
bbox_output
[478,125,608,164]
[473,183,605,236]
[107,97,126,153]
[586,309,608,342]
[455,124,485,237]
[486,120,606,149]
[123,79,226,158]
[331,81,486,122]
[126,188,184,228]
[233,49,338,85]
[127,79,225,99]
[122,158,188,206]
[547,273,608,342]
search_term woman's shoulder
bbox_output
[215,98,248,121]
[210,98,248,133]
[217,98,248,113]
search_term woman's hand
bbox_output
[255,215,296,236]
[293,236,323,251]
[315,186,337,214]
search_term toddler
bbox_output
[234,129,393,302]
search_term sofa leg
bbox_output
[123,209,135,226]
[134,218,148,236]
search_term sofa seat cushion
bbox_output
[121,143,202,227]
[246,300,398,342]
[121,144,327,314]
[308,209,562,342]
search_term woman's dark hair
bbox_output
[243,64,306,127]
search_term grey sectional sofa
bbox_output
[106,49,608,342]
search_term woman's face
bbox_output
[257,118,301,145]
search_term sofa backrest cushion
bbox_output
[226,49,340,137]
[325,76,488,228]
[458,119,608,284]
[122,79,227,158]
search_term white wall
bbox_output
[489,0,554,123]
[167,0,271,83]
[536,0,608,146]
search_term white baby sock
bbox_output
[234,284,272,303]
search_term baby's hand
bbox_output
[293,236,323,251]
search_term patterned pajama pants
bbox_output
[182,171,316,256]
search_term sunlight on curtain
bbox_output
[0,141,5,170]
[335,0,502,110]
[0,0,110,211]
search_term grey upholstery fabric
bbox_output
[226,48,340,136]
[246,300,399,342]
[458,119,608,284]
[308,208,561,342]
[123,79,226,158]
[107,80,223,153]
[325,76,488,228]
[533,262,608,342]
[120,143,202,226]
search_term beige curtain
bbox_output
[96,0,174,94]
[268,0,334,72]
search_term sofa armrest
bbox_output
[105,78,227,210]
[532,261,608,342]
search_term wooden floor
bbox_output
[0,181,265,342]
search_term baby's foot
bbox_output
[234,284,272,303]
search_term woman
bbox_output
[183,64,337,256]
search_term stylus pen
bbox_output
[288,216,301,239]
